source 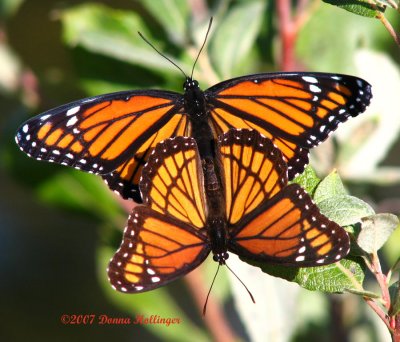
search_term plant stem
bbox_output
[376,11,400,46]
[276,0,297,70]
[371,253,391,310]
[364,297,392,331]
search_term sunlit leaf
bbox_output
[318,195,375,226]
[322,0,385,18]
[246,257,365,293]
[314,170,347,204]
[291,165,321,196]
[357,213,399,253]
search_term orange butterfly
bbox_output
[15,71,372,202]
[107,129,350,293]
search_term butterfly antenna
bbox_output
[203,262,220,316]
[138,31,187,79]
[190,17,213,80]
[225,263,256,304]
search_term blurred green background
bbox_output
[1,0,399,341]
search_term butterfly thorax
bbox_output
[184,78,215,161]
[183,78,206,118]
[207,217,229,265]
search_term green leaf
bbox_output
[61,4,188,76]
[317,195,375,226]
[322,0,385,18]
[141,0,189,46]
[210,0,265,78]
[291,165,321,196]
[314,170,347,204]
[246,257,365,293]
[98,247,209,341]
[357,213,400,253]
[389,281,400,316]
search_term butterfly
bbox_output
[107,129,350,294]
[15,70,372,202]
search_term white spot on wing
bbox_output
[302,76,318,83]
[66,116,78,127]
[298,246,306,254]
[66,106,80,116]
[151,276,161,283]
[310,85,321,93]
[40,114,51,121]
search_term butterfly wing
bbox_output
[206,72,372,179]
[15,90,188,202]
[229,183,350,266]
[140,136,207,230]
[102,113,189,201]
[108,206,210,293]
[218,129,288,226]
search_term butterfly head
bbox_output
[183,78,199,91]
[208,217,229,265]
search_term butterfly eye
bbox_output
[212,252,229,263]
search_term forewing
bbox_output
[15,90,188,202]
[102,114,190,201]
[207,72,372,179]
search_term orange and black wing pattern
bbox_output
[15,90,187,202]
[108,206,209,293]
[217,129,350,266]
[206,72,372,179]
[229,183,350,266]
[108,135,210,293]
[217,129,287,226]
[139,136,207,230]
